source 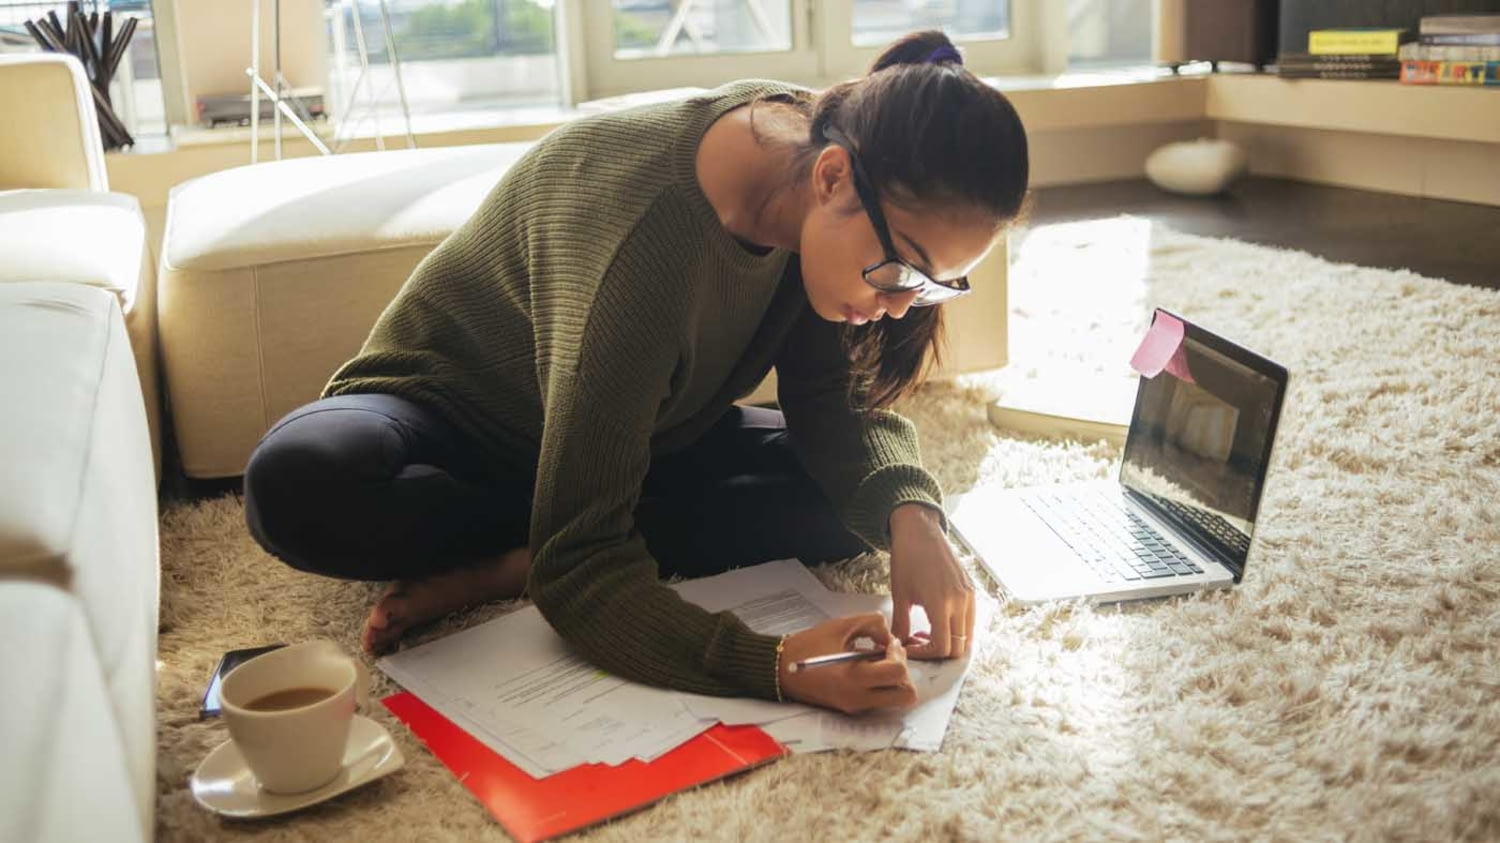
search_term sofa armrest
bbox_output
[0,582,146,843]
[0,53,108,192]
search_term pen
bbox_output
[787,648,886,673]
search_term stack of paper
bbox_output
[378,559,994,776]
[378,605,714,777]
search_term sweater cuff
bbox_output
[844,464,945,551]
[703,618,783,701]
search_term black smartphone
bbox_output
[200,643,288,719]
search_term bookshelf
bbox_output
[1206,74,1500,144]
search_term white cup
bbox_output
[220,640,369,794]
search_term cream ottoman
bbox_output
[158,143,533,478]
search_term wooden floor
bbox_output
[1023,177,1500,292]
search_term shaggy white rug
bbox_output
[154,219,1500,842]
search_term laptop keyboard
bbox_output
[1023,489,1204,584]
[1150,495,1251,559]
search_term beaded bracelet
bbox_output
[774,634,789,702]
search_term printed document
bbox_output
[379,559,991,775]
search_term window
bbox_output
[1065,0,1152,69]
[324,0,563,135]
[819,0,1035,81]
[585,0,1036,98]
[583,0,818,97]
[51,0,1157,146]
[611,0,793,59]
[849,0,1009,47]
[0,0,166,138]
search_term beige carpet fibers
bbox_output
[155,219,1500,841]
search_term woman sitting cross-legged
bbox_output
[243,29,1030,716]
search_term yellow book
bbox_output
[1309,29,1409,55]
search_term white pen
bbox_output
[787,648,886,673]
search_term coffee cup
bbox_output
[220,639,369,794]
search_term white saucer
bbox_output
[191,715,404,819]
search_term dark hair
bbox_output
[756,30,1030,409]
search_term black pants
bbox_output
[243,393,870,582]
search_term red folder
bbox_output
[382,692,788,842]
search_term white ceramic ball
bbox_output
[1144,138,1249,196]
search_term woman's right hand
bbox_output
[778,613,919,716]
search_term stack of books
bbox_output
[1275,28,1411,80]
[1400,14,1500,86]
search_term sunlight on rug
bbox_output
[154,219,1500,841]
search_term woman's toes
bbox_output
[357,555,530,654]
[371,585,406,628]
[361,586,409,654]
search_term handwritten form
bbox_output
[378,559,995,776]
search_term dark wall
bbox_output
[1279,0,1500,53]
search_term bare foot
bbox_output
[361,546,532,654]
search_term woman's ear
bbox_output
[811,145,850,207]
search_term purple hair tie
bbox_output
[925,44,963,66]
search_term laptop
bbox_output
[950,310,1289,605]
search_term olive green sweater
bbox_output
[324,81,942,700]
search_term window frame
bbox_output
[571,0,1047,102]
[577,0,823,99]
[816,0,1043,81]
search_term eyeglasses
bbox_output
[822,126,971,307]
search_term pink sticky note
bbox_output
[1164,344,1195,383]
[1130,311,1195,383]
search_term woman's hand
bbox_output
[778,613,918,716]
[888,503,975,659]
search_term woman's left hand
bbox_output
[888,503,975,659]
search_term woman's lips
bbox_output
[844,305,871,325]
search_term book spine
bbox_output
[1400,60,1500,85]
[1400,43,1500,62]
[1309,30,1407,56]
[1419,15,1500,36]
[1279,69,1401,80]
[1420,33,1500,47]
[1278,59,1401,71]
[1280,52,1401,63]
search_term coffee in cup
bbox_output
[220,640,368,793]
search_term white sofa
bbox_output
[158,137,1008,479]
[0,53,162,484]
[0,55,160,842]
[0,282,159,843]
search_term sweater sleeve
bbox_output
[774,304,945,551]
[524,260,783,700]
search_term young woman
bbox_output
[243,29,1028,717]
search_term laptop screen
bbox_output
[1119,317,1288,573]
